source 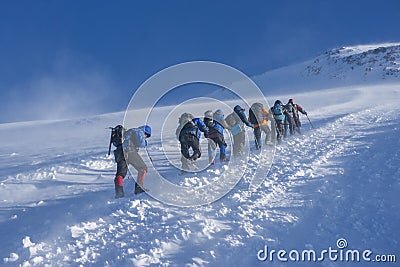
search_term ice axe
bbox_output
[107,127,114,156]
[305,114,315,129]
[145,144,154,163]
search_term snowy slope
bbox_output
[1,44,400,266]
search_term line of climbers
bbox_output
[175,99,307,171]
[108,99,308,198]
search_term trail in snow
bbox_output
[2,97,398,266]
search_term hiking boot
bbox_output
[134,182,149,195]
[191,160,199,170]
[115,185,125,198]
[114,175,124,198]
[220,153,227,162]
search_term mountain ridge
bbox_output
[254,42,400,93]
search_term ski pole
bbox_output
[306,114,315,129]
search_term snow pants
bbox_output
[293,116,302,134]
[232,131,245,156]
[274,119,285,142]
[254,124,272,149]
[179,134,201,170]
[207,133,227,162]
[114,147,147,186]
[180,134,201,161]
[285,115,295,137]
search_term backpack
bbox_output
[179,113,195,128]
[230,124,243,136]
[285,102,295,115]
[225,112,243,135]
[111,125,125,147]
[123,127,147,149]
[176,113,196,140]
[108,125,125,155]
[225,113,237,127]
[273,103,283,116]
[249,103,264,124]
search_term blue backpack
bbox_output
[230,124,243,136]
[273,103,286,121]
[273,103,283,115]
[123,127,147,149]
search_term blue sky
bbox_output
[1,0,399,123]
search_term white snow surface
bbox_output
[1,44,399,266]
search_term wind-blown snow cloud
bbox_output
[3,50,115,123]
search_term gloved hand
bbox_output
[304,111,308,116]
[204,132,209,138]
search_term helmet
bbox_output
[274,100,282,105]
[213,109,225,123]
[143,125,151,137]
[214,109,224,116]
[288,99,294,103]
[214,109,224,118]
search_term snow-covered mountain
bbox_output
[304,43,400,79]
[253,43,400,94]
[1,44,399,266]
